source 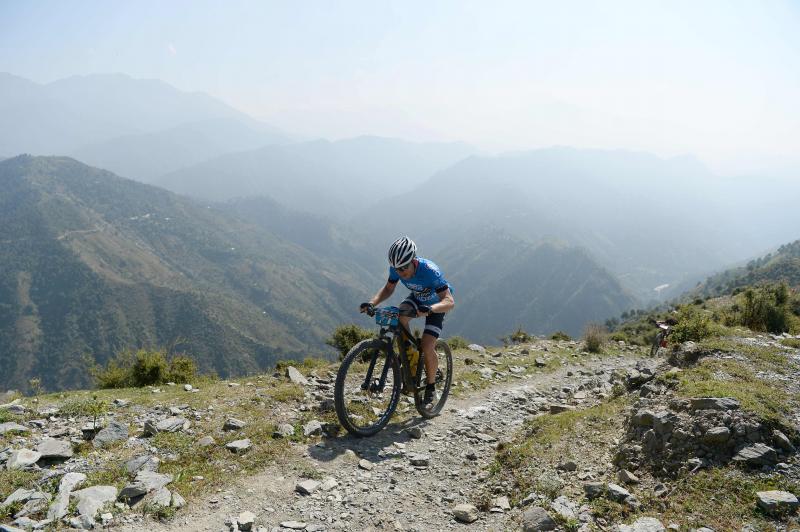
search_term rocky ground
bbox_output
[112,349,648,532]
[2,333,799,531]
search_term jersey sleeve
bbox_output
[388,266,399,283]
[426,261,450,293]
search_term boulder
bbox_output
[118,471,173,501]
[522,506,557,531]
[36,439,73,461]
[223,418,247,431]
[143,417,190,436]
[702,426,731,445]
[732,443,778,466]
[6,449,41,470]
[0,422,29,435]
[93,421,129,448]
[70,486,118,520]
[756,490,799,515]
[125,454,160,474]
[226,439,252,453]
[295,480,321,495]
[47,472,86,520]
[772,430,796,453]
[452,503,479,523]
[285,366,308,385]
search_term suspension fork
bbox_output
[360,339,394,393]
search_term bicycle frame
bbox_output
[361,320,422,397]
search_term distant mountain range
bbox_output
[0,72,288,178]
[156,136,476,217]
[0,155,378,391]
[366,148,800,302]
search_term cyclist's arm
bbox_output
[430,287,454,314]
[369,281,397,306]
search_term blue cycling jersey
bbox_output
[388,258,453,304]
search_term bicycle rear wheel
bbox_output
[650,331,665,357]
[334,339,401,437]
[414,339,453,418]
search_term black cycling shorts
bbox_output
[401,294,445,338]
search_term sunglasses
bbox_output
[396,263,413,272]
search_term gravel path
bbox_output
[118,353,651,532]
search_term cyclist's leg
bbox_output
[398,294,418,330]
[421,311,445,385]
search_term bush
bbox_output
[446,336,469,350]
[737,283,793,334]
[550,331,572,341]
[671,305,718,343]
[167,356,197,384]
[501,327,534,345]
[582,323,607,353]
[131,350,169,387]
[91,349,197,389]
[608,331,628,343]
[326,324,375,360]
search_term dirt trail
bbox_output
[118,353,651,532]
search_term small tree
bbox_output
[326,324,375,360]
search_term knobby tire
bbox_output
[414,339,453,418]
[334,338,401,437]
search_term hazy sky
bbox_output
[2,0,799,175]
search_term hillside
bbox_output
[156,136,475,217]
[439,230,637,340]
[0,156,378,392]
[367,148,800,302]
[692,239,800,298]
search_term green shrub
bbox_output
[671,305,718,343]
[582,323,607,353]
[91,349,197,389]
[501,327,534,345]
[90,350,135,389]
[167,355,197,384]
[550,331,572,341]
[131,350,169,387]
[446,336,469,350]
[608,331,628,343]
[737,283,793,334]
[326,324,375,360]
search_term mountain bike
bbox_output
[649,319,675,356]
[334,305,453,437]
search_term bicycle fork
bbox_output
[360,343,394,394]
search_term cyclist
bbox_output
[360,236,455,406]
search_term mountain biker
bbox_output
[360,236,455,406]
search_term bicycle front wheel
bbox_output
[334,339,401,437]
[415,339,453,418]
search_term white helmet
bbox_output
[388,236,417,269]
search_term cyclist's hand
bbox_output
[359,302,374,314]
